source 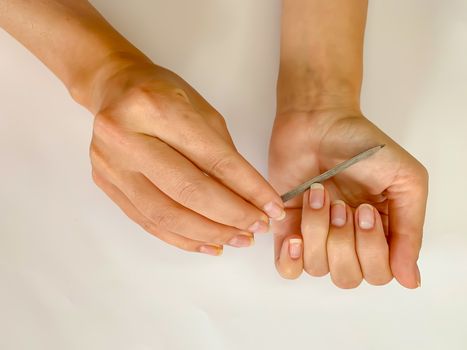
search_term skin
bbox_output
[0,0,287,255]
[0,1,429,288]
[270,0,428,288]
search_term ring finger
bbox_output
[92,170,223,255]
[355,204,393,285]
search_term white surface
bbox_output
[1,1,466,349]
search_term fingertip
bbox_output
[307,182,325,210]
[288,238,303,260]
[199,244,223,256]
[330,200,348,227]
[331,276,363,290]
[391,259,421,289]
[264,201,287,221]
[356,203,376,230]
[276,235,303,280]
[389,232,422,289]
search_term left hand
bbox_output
[268,109,428,289]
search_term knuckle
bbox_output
[208,153,239,178]
[128,86,194,123]
[208,114,228,130]
[126,85,155,104]
[91,170,102,186]
[175,179,203,206]
[131,88,164,115]
[93,111,116,136]
[140,220,159,235]
[89,143,102,163]
[147,210,178,230]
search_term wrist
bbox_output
[278,0,367,115]
[68,50,153,113]
[276,64,361,115]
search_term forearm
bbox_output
[0,0,151,112]
[277,0,368,113]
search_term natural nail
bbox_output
[228,234,254,248]
[289,238,302,259]
[263,201,286,221]
[247,220,269,234]
[309,183,325,209]
[358,204,375,230]
[199,244,223,256]
[331,200,347,227]
[416,265,421,288]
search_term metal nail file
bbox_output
[280,144,385,203]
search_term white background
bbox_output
[1,1,466,349]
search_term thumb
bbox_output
[388,165,429,289]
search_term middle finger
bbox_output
[327,200,363,289]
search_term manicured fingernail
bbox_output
[331,200,347,227]
[199,244,223,256]
[247,220,269,234]
[228,234,254,248]
[288,238,302,259]
[309,183,324,209]
[263,201,286,221]
[358,204,375,230]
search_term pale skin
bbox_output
[0,0,428,289]
[271,0,428,288]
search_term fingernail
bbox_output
[247,220,269,234]
[228,234,254,248]
[358,204,375,230]
[331,200,347,227]
[199,244,223,256]
[416,265,421,288]
[309,183,324,209]
[288,238,302,259]
[263,201,286,221]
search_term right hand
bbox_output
[89,61,285,255]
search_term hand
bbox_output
[269,109,428,288]
[90,61,286,255]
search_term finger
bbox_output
[135,135,271,232]
[327,200,363,289]
[91,130,270,234]
[355,204,393,286]
[91,153,257,248]
[301,183,330,276]
[91,170,223,256]
[276,234,303,280]
[273,208,303,279]
[146,101,286,220]
[388,165,428,289]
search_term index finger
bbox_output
[146,99,286,221]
